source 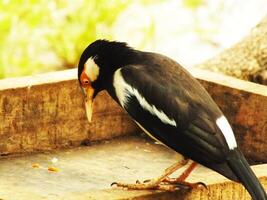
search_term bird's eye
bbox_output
[82,78,90,85]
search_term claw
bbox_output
[196,182,208,189]
[175,181,207,190]
[111,182,118,187]
[163,177,207,189]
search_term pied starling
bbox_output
[78,40,267,200]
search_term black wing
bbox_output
[118,53,237,179]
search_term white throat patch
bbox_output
[84,57,100,82]
[113,69,177,127]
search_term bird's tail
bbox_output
[227,148,267,200]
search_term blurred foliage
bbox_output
[183,0,204,9]
[0,0,215,79]
[0,0,131,79]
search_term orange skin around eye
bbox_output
[80,70,91,88]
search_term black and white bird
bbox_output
[78,40,266,200]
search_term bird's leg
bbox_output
[111,159,189,191]
[164,161,197,182]
[163,161,207,189]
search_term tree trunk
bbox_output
[197,15,267,85]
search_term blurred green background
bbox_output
[0,0,131,78]
[0,0,266,79]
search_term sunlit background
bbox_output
[0,0,266,79]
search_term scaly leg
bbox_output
[163,161,207,189]
[111,159,189,191]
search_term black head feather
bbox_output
[78,40,136,84]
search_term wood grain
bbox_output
[0,68,266,163]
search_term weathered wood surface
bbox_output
[0,135,266,200]
[0,68,266,163]
[0,70,138,155]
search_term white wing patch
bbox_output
[216,116,237,149]
[84,57,100,82]
[113,69,177,127]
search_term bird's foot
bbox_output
[111,178,180,191]
[163,177,207,189]
[111,177,205,191]
[162,161,206,189]
[111,159,192,191]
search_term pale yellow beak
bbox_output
[84,87,95,123]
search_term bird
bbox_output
[77,39,267,200]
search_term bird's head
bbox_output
[78,39,134,122]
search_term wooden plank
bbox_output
[0,68,266,163]
[63,176,267,200]
[0,69,138,155]
[0,135,266,200]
